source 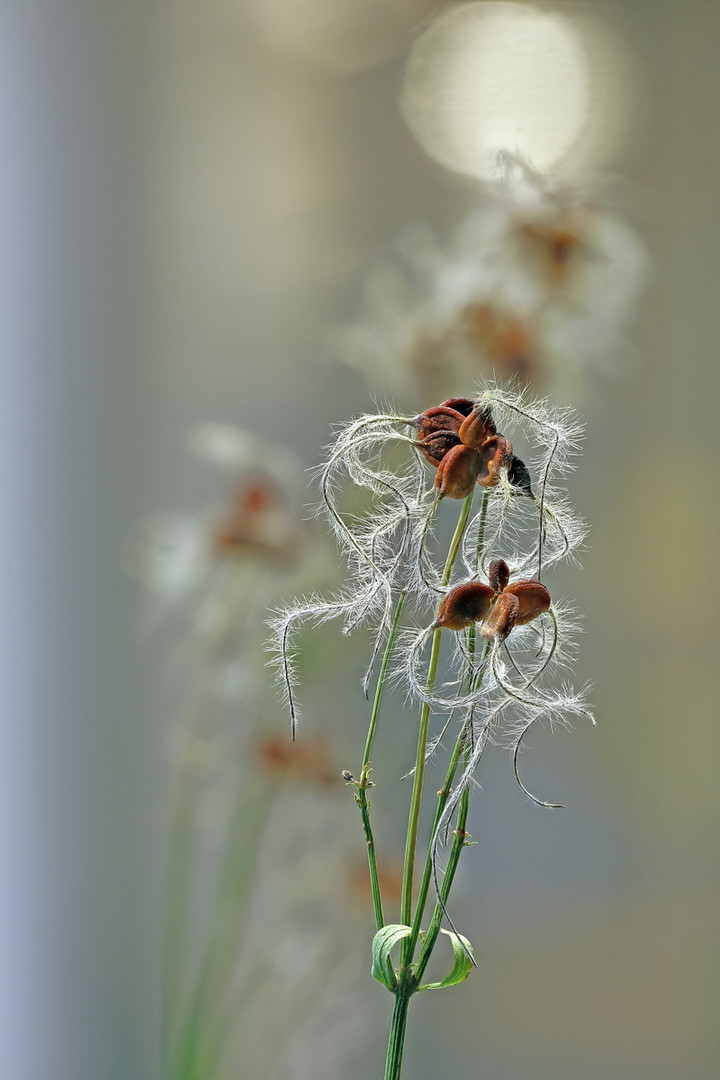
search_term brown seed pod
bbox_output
[481,591,520,640]
[457,404,497,449]
[436,581,495,630]
[440,397,474,416]
[476,435,514,487]
[434,444,482,499]
[416,429,462,467]
[488,558,510,594]
[505,580,551,625]
[412,405,466,442]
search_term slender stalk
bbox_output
[162,649,226,1054]
[405,638,491,966]
[399,493,474,962]
[414,772,470,986]
[170,785,272,1078]
[355,591,407,930]
[404,723,468,957]
[383,987,412,1080]
[475,492,490,571]
[414,631,489,985]
[384,494,482,1078]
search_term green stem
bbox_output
[414,771,471,986]
[404,724,468,959]
[404,636,491,967]
[475,492,490,571]
[399,493,474,967]
[384,987,412,1080]
[356,591,407,930]
[162,651,226,1054]
[169,785,272,1079]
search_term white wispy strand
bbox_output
[268,591,367,739]
[316,416,425,691]
[434,709,498,850]
[428,635,593,915]
[270,385,590,762]
[270,410,435,731]
[400,625,489,714]
[477,381,587,580]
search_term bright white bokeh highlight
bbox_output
[400,2,635,180]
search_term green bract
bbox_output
[371,924,475,993]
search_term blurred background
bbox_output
[2,1,719,1078]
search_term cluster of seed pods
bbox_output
[435,558,550,642]
[412,397,531,499]
[410,398,548,640]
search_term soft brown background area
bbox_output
[4,2,718,1078]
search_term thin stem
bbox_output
[384,987,412,1080]
[355,591,407,931]
[161,633,233,1054]
[405,637,491,968]
[399,493,474,966]
[169,785,272,1079]
[404,724,468,959]
[414,771,470,986]
[475,491,489,572]
[413,628,488,986]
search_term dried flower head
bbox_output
[139,424,312,626]
[436,559,550,640]
[269,379,594,1080]
[413,397,515,498]
[331,156,647,404]
[269,381,591,816]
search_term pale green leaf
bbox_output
[417,928,475,991]
[370,924,412,991]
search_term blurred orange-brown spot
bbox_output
[346,857,405,910]
[461,302,536,381]
[210,475,299,566]
[517,217,584,282]
[255,733,336,786]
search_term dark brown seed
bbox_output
[481,591,520,640]
[434,444,481,499]
[436,581,495,630]
[458,405,498,449]
[508,455,533,496]
[476,435,514,487]
[505,580,551,625]
[440,397,475,417]
[488,558,510,594]
[417,429,462,467]
[412,405,465,442]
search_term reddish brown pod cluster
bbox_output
[435,558,550,641]
[255,733,336,786]
[412,398,530,499]
[516,214,584,283]
[211,474,301,566]
[460,303,536,382]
